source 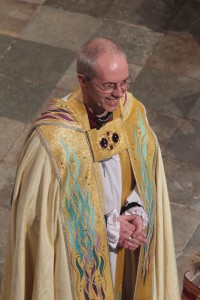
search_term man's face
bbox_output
[79,53,129,115]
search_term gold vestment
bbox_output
[0,88,180,300]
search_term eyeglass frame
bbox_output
[85,74,133,93]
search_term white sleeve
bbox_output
[124,188,149,228]
[106,209,120,250]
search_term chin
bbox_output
[108,107,118,112]
[106,104,120,112]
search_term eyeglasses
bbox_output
[88,75,133,94]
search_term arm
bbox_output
[0,131,72,300]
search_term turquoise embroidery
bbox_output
[134,110,156,277]
[61,139,106,299]
[61,139,95,255]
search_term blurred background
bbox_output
[0,0,200,292]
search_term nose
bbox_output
[111,85,124,98]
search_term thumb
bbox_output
[132,219,143,238]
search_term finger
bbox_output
[123,240,139,250]
[120,238,142,250]
[139,231,147,238]
[128,237,144,247]
[118,239,130,248]
[119,224,136,239]
[130,240,143,247]
[132,222,143,238]
[133,225,143,236]
[120,228,135,239]
[126,236,134,242]
[133,230,147,240]
[125,236,140,246]
[133,236,147,247]
[135,234,147,243]
[119,238,136,249]
[128,245,138,251]
[122,240,130,249]
[128,239,140,250]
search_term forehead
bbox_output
[94,53,129,82]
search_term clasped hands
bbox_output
[117,215,147,251]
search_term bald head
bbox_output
[77,38,127,79]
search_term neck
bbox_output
[87,107,108,118]
[83,98,108,117]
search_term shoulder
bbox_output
[121,91,148,124]
[16,130,54,185]
[18,129,46,166]
[33,97,78,127]
[125,91,146,112]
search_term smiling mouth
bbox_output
[110,99,119,104]
[106,98,119,102]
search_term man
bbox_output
[0,38,180,299]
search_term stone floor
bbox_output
[0,0,200,295]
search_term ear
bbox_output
[77,74,87,87]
